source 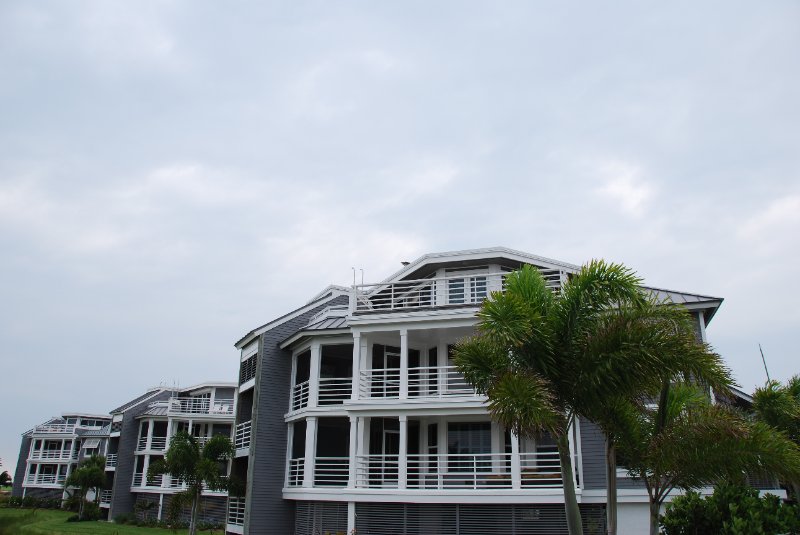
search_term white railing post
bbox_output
[303,417,317,488]
[145,419,154,450]
[398,415,408,489]
[351,334,360,401]
[510,431,522,489]
[399,329,409,400]
[347,416,358,488]
[308,343,321,409]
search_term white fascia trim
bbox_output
[280,330,353,350]
[235,289,350,349]
[349,312,479,330]
[283,488,580,504]
[179,381,238,393]
[61,412,111,420]
[379,247,580,284]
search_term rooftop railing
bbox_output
[352,270,564,314]
[168,397,235,416]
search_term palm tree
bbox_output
[454,261,732,535]
[64,454,106,520]
[148,432,233,535]
[615,381,800,535]
[752,375,800,500]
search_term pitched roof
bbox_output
[110,388,167,414]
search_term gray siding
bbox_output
[109,390,172,520]
[11,435,31,497]
[245,294,349,535]
[579,419,606,490]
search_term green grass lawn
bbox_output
[0,508,192,535]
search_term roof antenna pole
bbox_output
[759,343,771,382]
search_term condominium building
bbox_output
[14,413,111,501]
[225,247,747,535]
[12,382,236,526]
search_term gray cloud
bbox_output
[1,0,799,477]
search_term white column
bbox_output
[438,342,448,395]
[398,415,408,489]
[308,342,321,409]
[510,431,522,489]
[347,501,356,534]
[145,419,154,449]
[289,352,298,410]
[351,334,361,401]
[347,416,358,488]
[157,494,164,520]
[142,455,151,487]
[285,422,295,486]
[302,417,318,488]
[437,418,447,490]
[399,329,409,400]
[491,422,502,473]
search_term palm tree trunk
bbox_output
[605,440,618,535]
[190,490,199,535]
[78,493,84,520]
[649,500,660,535]
[556,431,583,535]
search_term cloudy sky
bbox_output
[1,1,798,476]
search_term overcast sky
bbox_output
[1,1,798,477]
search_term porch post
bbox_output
[348,416,358,488]
[145,419,154,449]
[510,430,522,489]
[285,422,295,486]
[351,334,361,401]
[400,329,409,400]
[347,501,356,535]
[398,415,408,489]
[302,416,318,488]
[308,342,321,409]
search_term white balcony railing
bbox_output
[235,420,252,450]
[30,450,73,460]
[105,454,117,468]
[287,457,304,487]
[227,496,246,526]
[25,473,66,485]
[151,436,167,450]
[132,473,163,487]
[292,380,309,411]
[352,270,564,314]
[169,397,235,416]
[33,423,76,434]
[99,490,112,505]
[358,369,400,398]
[359,366,476,399]
[318,378,352,405]
[313,457,349,487]
[354,452,565,490]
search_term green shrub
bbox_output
[114,512,136,524]
[661,483,800,535]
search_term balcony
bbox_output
[169,397,235,416]
[227,497,246,526]
[105,454,117,469]
[357,452,562,490]
[359,366,475,399]
[137,436,167,451]
[30,450,73,461]
[132,473,163,487]
[99,490,112,506]
[235,421,251,451]
[288,457,304,487]
[352,270,564,314]
[25,473,66,485]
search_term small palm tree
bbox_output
[615,381,800,535]
[64,454,106,520]
[753,375,800,500]
[148,432,233,535]
[454,262,732,535]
